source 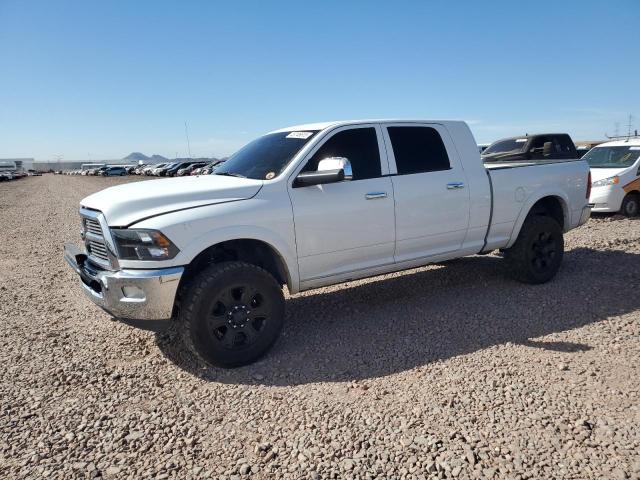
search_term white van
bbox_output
[585,139,640,216]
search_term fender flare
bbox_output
[177,225,300,293]
[506,190,570,249]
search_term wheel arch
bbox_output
[178,238,294,296]
[621,190,640,215]
[506,193,569,249]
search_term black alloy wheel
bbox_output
[180,261,285,367]
[208,283,272,351]
[530,230,558,273]
[504,215,564,284]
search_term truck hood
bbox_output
[81,175,263,226]
[590,167,627,182]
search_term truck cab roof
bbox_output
[270,119,467,133]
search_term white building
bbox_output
[0,158,34,171]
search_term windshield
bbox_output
[483,138,528,156]
[215,130,319,180]
[583,146,640,168]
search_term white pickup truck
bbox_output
[64,120,591,367]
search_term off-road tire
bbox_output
[179,261,285,368]
[621,193,639,217]
[504,215,564,284]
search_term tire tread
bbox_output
[178,261,283,367]
[504,215,564,284]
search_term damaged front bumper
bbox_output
[63,243,184,320]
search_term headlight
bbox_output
[110,229,179,260]
[592,176,619,187]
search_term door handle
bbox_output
[365,192,387,200]
[446,182,465,190]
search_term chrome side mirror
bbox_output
[317,157,352,181]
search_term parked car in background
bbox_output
[199,160,225,175]
[64,119,591,367]
[190,166,206,176]
[100,166,127,177]
[153,163,176,176]
[135,164,151,175]
[585,138,640,216]
[90,167,109,176]
[482,133,578,163]
[0,160,18,180]
[164,161,201,177]
[177,162,207,176]
[145,163,167,175]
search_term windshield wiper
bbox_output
[215,172,247,178]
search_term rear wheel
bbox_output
[504,215,564,284]
[621,193,639,217]
[179,261,285,368]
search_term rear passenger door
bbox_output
[382,123,470,263]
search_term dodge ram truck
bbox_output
[64,120,591,367]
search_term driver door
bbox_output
[288,125,395,284]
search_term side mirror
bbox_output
[293,157,353,187]
[543,141,553,156]
[317,157,353,180]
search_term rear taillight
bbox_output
[586,170,591,199]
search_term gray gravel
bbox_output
[1,174,639,479]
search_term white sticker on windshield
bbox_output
[515,138,527,142]
[629,147,640,150]
[286,131,313,139]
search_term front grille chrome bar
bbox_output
[79,207,119,270]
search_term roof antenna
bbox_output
[605,115,638,140]
[184,121,192,159]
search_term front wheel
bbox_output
[621,193,639,217]
[504,215,564,284]
[179,261,285,368]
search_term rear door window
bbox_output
[387,126,451,175]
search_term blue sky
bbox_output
[1,0,639,160]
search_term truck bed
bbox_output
[483,158,590,252]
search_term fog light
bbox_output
[122,285,145,300]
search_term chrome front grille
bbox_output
[87,240,109,261]
[84,218,103,237]
[80,209,115,268]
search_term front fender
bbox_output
[177,225,300,293]
[122,194,300,292]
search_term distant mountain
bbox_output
[122,152,169,164]
[123,152,149,161]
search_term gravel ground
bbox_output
[1,174,639,480]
